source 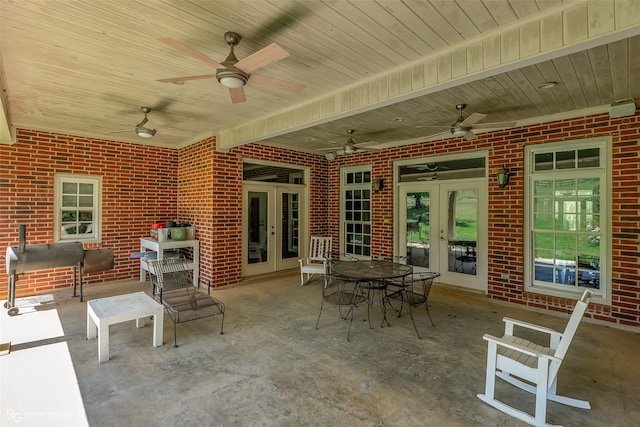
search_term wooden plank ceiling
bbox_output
[1,0,639,153]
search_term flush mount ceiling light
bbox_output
[135,107,156,138]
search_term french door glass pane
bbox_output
[247,191,268,264]
[281,192,299,260]
[447,189,477,275]
[405,192,430,268]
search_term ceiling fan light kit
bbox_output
[452,127,469,137]
[136,127,156,138]
[218,71,248,88]
[216,32,249,88]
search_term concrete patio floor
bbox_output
[1,271,639,426]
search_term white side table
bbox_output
[139,238,199,286]
[86,292,163,363]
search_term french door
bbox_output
[242,183,304,276]
[398,180,487,291]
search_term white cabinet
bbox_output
[139,238,199,287]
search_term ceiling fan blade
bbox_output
[251,3,312,41]
[229,87,246,104]
[354,141,379,148]
[464,131,477,141]
[472,121,517,129]
[235,43,289,73]
[423,130,451,139]
[416,125,448,129]
[158,38,224,69]
[249,74,305,93]
[151,98,175,111]
[459,112,487,127]
[158,74,216,84]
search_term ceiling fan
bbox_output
[419,103,517,140]
[317,129,380,157]
[134,107,156,138]
[109,106,157,138]
[406,163,450,172]
[158,32,305,104]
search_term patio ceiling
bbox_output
[1,1,639,153]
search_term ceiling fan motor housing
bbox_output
[216,32,249,88]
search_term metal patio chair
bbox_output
[147,257,225,347]
[315,273,367,341]
[385,271,440,339]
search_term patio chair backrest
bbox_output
[548,289,592,382]
[308,236,332,262]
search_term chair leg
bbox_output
[173,321,178,348]
[219,312,225,335]
[534,359,550,426]
[315,299,326,330]
[424,303,435,327]
[363,285,373,329]
[407,302,422,339]
[479,341,498,401]
[346,301,358,341]
[378,289,390,327]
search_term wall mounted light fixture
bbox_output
[496,165,510,188]
[373,178,384,193]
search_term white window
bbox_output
[341,167,372,258]
[525,138,609,302]
[54,174,102,242]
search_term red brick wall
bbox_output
[326,112,640,329]
[0,130,177,297]
[0,132,329,297]
[2,111,638,329]
[176,139,329,288]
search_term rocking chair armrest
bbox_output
[483,334,560,362]
[502,317,563,339]
[299,258,329,266]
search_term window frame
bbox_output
[340,166,372,259]
[54,173,102,243]
[524,137,610,303]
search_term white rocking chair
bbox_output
[298,236,332,286]
[477,289,592,427]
